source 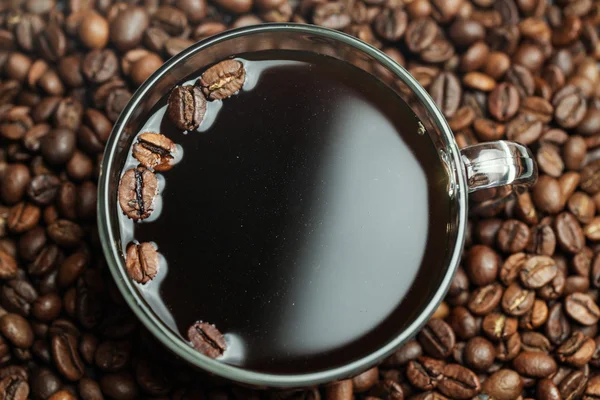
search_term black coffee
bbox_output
[118,50,453,373]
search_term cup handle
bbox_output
[460,141,538,193]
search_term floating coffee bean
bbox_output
[199,60,246,101]
[118,166,158,221]
[132,133,176,172]
[125,242,158,284]
[187,321,227,358]
[166,85,206,131]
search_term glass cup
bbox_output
[98,23,537,388]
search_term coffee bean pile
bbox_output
[0,0,599,398]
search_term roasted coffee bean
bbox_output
[568,192,596,224]
[32,293,62,322]
[1,164,31,205]
[526,224,555,256]
[553,86,587,129]
[57,182,77,221]
[95,339,131,372]
[47,220,83,248]
[520,299,548,330]
[468,283,503,315]
[373,8,407,42]
[0,375,29,400]
[585,376,600,400]
[58,252,87,288]
[519,256,557,289]
[581,160,600,194]
[351,366,378,392]
[1,279,37,317]
[556,331,595,367]
[187,322,226,358]
[82,49,118,84]
[481,369,522,400]
[545,303,572,345]
[464,336,495,371]
[36,23,66,62]
[537,144,563,178]
[554,212,585,253]
[79,108,111,154]
[27,174,60,206]
[78,11,109,49]
[51,330,84,381]
[506,113,543,145]
[0,250,17,282]
[167,85,206,131]
[532,175,563,214]
[429,72,461,119]
[8,202,40,234]
[118,167,158,221]
[499,253,527,286]
[405,18,437,53]
[520,331,552,353]
[482,312,517,341]
[41,129,76,166]
[0,314,33,349]
[199,60,246,101]
[558,370,587,400]
[488,83,520,121]
[437,364,480,399]
[28,244,60,276]
[407,356,445,390]
[513,351,557,378]
[110,7,150,51]
[497,219,530,253]
[465,245,498,286]
[125,242,158,284]
[502,282,535,317]
[164,37,194,58]
[30,367,61,400]
[495,331,521,362]
[564,292,600,325]
[100,372,139,400]
[418,319,456,359]
[132,133,176,172]
[383,340,422,366]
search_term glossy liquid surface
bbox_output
[121,51,452,373]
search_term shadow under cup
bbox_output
[98,24,467,387]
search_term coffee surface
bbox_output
[120,50,452,373]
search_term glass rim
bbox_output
[97,23,468,387]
